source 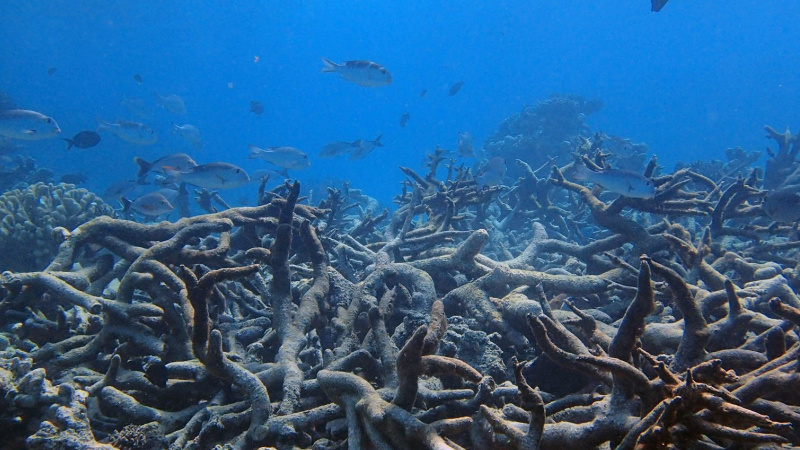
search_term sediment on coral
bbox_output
[0,111,799,450]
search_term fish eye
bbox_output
[235,169,241,173]
[46,118,52,123]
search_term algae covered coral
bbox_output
[0,115,799,449]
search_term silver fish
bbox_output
[476,157,506,189]
[122,191,174,216]
[97,119,157,145]
[172,123,202,149]
[321,58,392,87]
[572,165,656,199]
[349,134,383,160]
[121,95,152,119]
[764,185,800,222]
[249,145,311,170]
[104,180,140,200]
[134,152,198,181]
[155,92,187,115]
[458,131,474,157]
[164,162,250,189]
[319,141,353,158]
[0,110,61,140]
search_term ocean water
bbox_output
[1,1,798,207]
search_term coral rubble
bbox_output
[0,116,799,450]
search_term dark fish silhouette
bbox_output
[47,67,57,76]
[60,173,87,185]
[420,89,428,98]
[651,0,668,12]
[250,101,264,115]
[63,131,101,150]
[449,81,464,96]
[399,113,410,128]
[133,73,143,84]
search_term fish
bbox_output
[763,185,800,222]
[251,167,290,180]
[250,101,264,115]
[0,110,61,140]
[399,113,411,128]
[420,89,428,98]
[60,173,87,185]
[572,165,656,199]
[321,58,392,87]
[134,152,198,181]
[476,157,506,189]
[458,131,474,157]
[47,67,57,76]
[122,191,175,216]
[121,96,153,119]
[163,162,250,189]
[319,141,354,158]
[449,81,465,96]
[349,134,383,161]
[0,155,21,174]
[63,131,101,150]
[97,119,157,145]
[155,92,187,115]
[172,123,202,149]
[249,145,311,170]
[133,73,143,84]
[651,0,669,12]
[104,180,140,200]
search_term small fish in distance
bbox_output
[63,131,100,150]
[47,67,57,76]
[420,89,428,98]
[155,92,187,115]
[121,95,153,119]
[0,110,61,140]
[349,134,383,161]
[458,131,474,157]
[249,145,311,170]
[122,191,174,216]
[572,164,656,199]
[134,152,198,181]
[172,123,202,149]
[133,73,143,84]
[449,81,464,96]
[399,113,410,128]
[763,185,800,223]
[476,157,506,190]
[97,119,157,145]
[250,101,264,115]
[319,141,353,158]
[163,162,249,189]
[321,58,392,87]
[651,0,668,12]
[60,173,87,185]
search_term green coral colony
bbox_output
[2,96,800,449]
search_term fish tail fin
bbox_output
[134,157,152,180]
[321,58,337,72]
[279,168,289,178]
[62,138,74,150]
[571,164,592,182]
[374,133,383,146]
[171,122,178,133]
[95,118,109,132]
[248,144,260,159]
[121,197,132,213]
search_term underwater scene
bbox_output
[2,1,800,449]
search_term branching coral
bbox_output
[0,111,799,450]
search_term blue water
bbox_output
[1,1,798,208]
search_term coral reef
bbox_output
[0,182,115,272]
[0,111,799,450]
